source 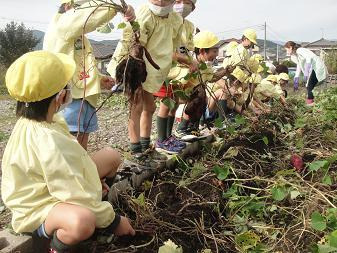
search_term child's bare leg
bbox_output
[91,148,122,179]
[128,91,143,154]
[44,203,96,246]
[140,91,156,150]
[76,133,89,150]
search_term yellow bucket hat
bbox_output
[265,75,278,83]
[277,73,290,82]
[194,31,220,49]
[6,51,76,102]
[251,54,263,62]
[243,28,257,45]
[231,67,248,83]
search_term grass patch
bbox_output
[0,131,9,142]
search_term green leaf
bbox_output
[309,160,330,172]
[290,190,301,200]
[328,154,337,164]
[131,21,140,31]
[317,244,337,253]
[323,175,333,186]
[295,138,304,149]
[117,22,126,29]
[191,72,199,79]
[222,184,238,199]
[227,126,236,135]
[235,115,246,125]
[223,146,239,159]
[276,169,297,177]
[183,73,191,80]
[174,90,189,100]
[328,230,337,248]
[311,211,327,231]
[162,97,176,110]
[214,117,223,129]
[96,24,112,33]
[262,136,269,145]
[132,193,146,208]
[271,186,288,201]
[171,60,178,68]
[213,164,230,181]
[199,62,207,70]
[235,231,260,250]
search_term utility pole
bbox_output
[264,22,267,60]
[276,44,279,63]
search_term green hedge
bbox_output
[0,64,7,94]
[325,50,337,74]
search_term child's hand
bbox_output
[114,216,136,236]
[189,60,199,73]
[101,76,115,90]
[124,5,136,22]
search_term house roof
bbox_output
[215,38,241,48]
[91,40,119,59]
[303,38,337,48]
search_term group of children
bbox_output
[1,0,328,252]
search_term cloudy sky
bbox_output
[0,0,336,43]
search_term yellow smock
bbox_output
[255,79,282,100]
[1,115,115,233]
[225,44,250,68]
[166,19,195,82]
[107,4,183,93]
[181,19,195,51]
[43,2,117,107]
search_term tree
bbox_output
[0,22,40,67]
[325,50,337,74]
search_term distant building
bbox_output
[216,38,241,58]
[302,38,337,56]
[91,40,119,74]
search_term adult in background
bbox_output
[285,41,328,106]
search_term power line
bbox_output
[266,24,289,42]
[215,24,265,36]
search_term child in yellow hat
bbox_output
[43,0,135,150]
[152,0,198,153]
[171,31,222,141]
[254,74,287,110]
[108,0,191,161]
[2,51,135,253]
[228,29,258,68]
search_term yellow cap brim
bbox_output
[55,53,76,89]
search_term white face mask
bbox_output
[56,87,72,113]
[148,2,174,17]
[205,60,214,66]
[173,3,193,18]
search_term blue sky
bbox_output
[0,0,336,42]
